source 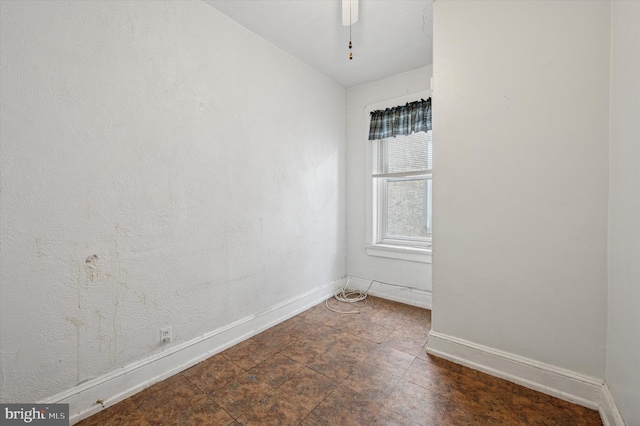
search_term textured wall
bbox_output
[432,0,609,378]
[0,0,345,403]
[606,1,640,424]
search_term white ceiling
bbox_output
[202,0,433,88]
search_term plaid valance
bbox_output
[368,98,431,140]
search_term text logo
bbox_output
[1,404,68,425]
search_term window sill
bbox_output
[365,244,432,264]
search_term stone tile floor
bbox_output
[76,297,602,425]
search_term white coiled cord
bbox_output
[325,279,375,314]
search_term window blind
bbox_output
[373,131,432,178]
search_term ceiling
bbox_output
[202,0,433,88]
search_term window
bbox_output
[372,130,432,249]
[364,94,432,263]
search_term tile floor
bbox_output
[76,297,603,425]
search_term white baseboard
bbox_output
[426,330,603,410]
[345,275,432,309]
[45,278,344,425]
[599,383,627,426]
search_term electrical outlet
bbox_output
[160,326,172,343]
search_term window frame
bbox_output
[365,91,432,264]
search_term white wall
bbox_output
[345,66,432,303]
[606,1,640,424]
[431,0,609,380]
[0,0,345,404]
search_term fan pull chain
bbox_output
[349,0,353,60]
